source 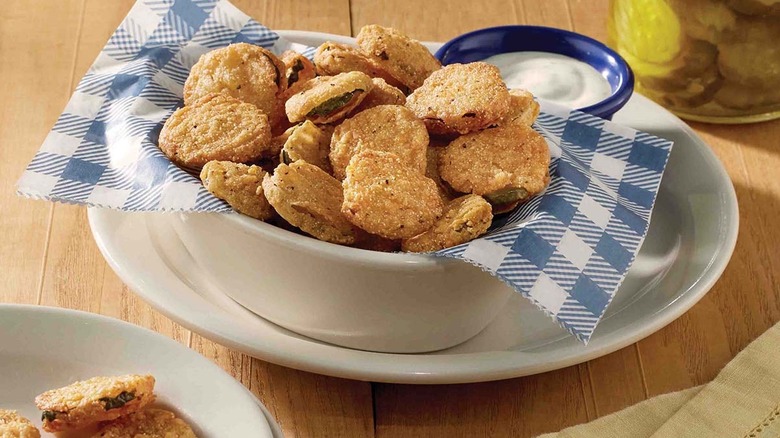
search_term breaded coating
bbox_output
[262,161,358,244]
[280,121,333,173]
[183,43,286,126]
[406,62,512,135]
[342,150,443,240]
[425,143,456,203]
[314,42,404,90]
[280,50,316,95]
[0,410,40,438]
[439,123,550,204]
[285,72,373,124]
[402,194,492,252]
[200,161,273,220]
[330,105,428,179]
[158,93,272,167]
[91,409,195,438]
[353,78,406,113]
[356,24,441,91]
[505,89,540,126]
[35,375,155,433]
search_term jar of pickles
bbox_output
[609,0,780,123]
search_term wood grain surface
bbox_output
[1,1,778,437]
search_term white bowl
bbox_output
[169,212,514,353]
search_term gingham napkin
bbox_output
[16,0,673,343]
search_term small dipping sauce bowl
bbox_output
[435,25,634,120]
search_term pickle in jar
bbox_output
[609,0,683,77]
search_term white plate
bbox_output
[88,31,738,384]
[0,304,281,437]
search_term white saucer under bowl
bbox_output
[88,31,738,384]
[0,304,282,437]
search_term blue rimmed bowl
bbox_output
[435,25,634,120]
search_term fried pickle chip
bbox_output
[330,105,428,179]
[200,161,273,220]
[159,93,273,167]
[425,143,457,203]
[91,409,196,438]
[314,41,405,89]
[0,410,40,438]
[356,24,441,91]
[35,375,155,433]
[505,89,540,126]
[280,120,333,173]
[183,43,286,125]
[439,123,550,206]
[342,150,443,239]
[406,62,512,135]
[285,72,373,124]
[353,77,407,113]
[402,194,492,252]
[280,50,316,95]
[262,161,358,244]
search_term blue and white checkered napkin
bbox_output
[17,0,673,343]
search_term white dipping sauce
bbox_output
[484,51,612,108]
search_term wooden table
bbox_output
[2,0,779,436]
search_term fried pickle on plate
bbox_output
[439,123,550,211]
[314,41,404,89]
[342,150,443,240]
[200,161,274,220]
[263,161,359,244]
[0,409,40,438]
[356,24,441,91]
[329,105,428,179]
[402,194,493,252]
[184,43,286,127]
[505,89,541,126]
[353,77,406,113]
[406,62,511,136]
[90,409,196,438]
[35,375,155,433]
[285,72,373,124]
[158,93,273,167]
[280,50,316,95]
[280,120,333,173]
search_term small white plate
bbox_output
[88,31,738,384]
[0,304,281,437]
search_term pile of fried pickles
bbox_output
[158,25,551,253]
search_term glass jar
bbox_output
[608,0,780,123]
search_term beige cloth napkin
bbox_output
[539,322,780,438]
